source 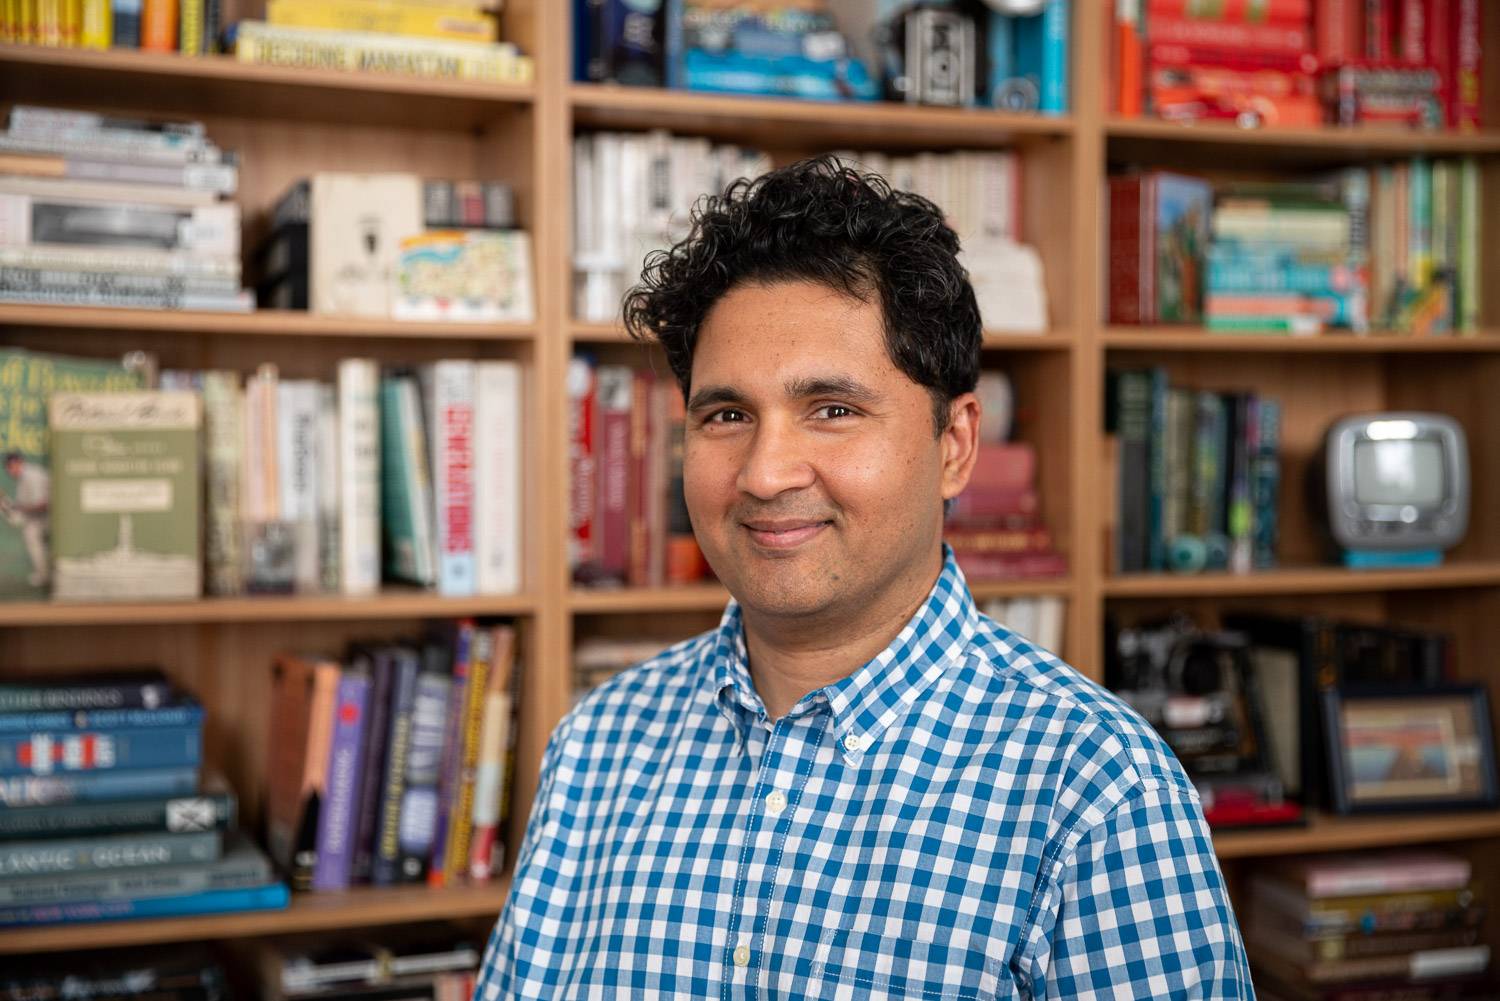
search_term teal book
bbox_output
[379,373,436,587]
[0,880,288,927]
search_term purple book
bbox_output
[311,667,371,892]
[349,648,395,885]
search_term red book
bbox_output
[1452,0,1481,129]
[593,365,632,585]
[952,549,1069,582]
[1314,0,1365,63]
[1146,14,1312,54]
[1108,175,1151,325]
[568,358,596,578]
[627,368,652,588]
[1398,0,1426,62]
[1147,0,1310,21]
[1426,0,1454,118]
[1365,0,1393,60]
[946,489,1040,528]
[1150,41,1319,73]
[944,526,1054,554]
[965,442,1036,495]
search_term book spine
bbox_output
[1039,0,1070,114]
[379,376,434,587]
[1114,370,1152,574]
[595,365,632,585]
[0,703,204,734]
[111,0,140,45]
[140,0,174,50]
[469,626,515,882]
[1148,0,1312,17]
[337,359,381,597]
[311,670,370,892]
[80,0,110,46]
[1116,0,1144,116]
[0,767,198,808]
[1146,367,1169,571]
[0,840,272,908]
[442,625,492,884]
[432,360,477,597]
[0,829,219,878]
[277,381,322,594]
[627,368,650,588]
[427,622,472,887]
[1457,157,1480,332]
[59,157,237,194]
[178,0,200,53]
[232,21,532,84]
[568,355,597,577]
[1453,0,1480,129]
[349,652,395,885]
[0,788,232,841]
[201,371,243,596]
[1145,13,1310,52]
[1227,393,1254,573]
[0,726,202,778]
[264,0,497,43]
[0,881,289,928]
[397,667,451,883]
[0,676,175,714]
[1108,176,1146,324]
[474,360,522,595]
[372,650,419,886]
[316,383,341,593]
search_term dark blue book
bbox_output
[0,726,201,778]
[0,768,199,808]
[349,648,396,885]
[111,0,142,47]
[0,670,174,714]
[372,647,421,887]
[0,776,233,840]
[0,700,204,735]
[0,881,288,928]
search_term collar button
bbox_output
[843,732,864,753]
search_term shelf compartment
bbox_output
[571,84,1072,151]
[1107,116,1500,167]
[1213,810,1500,859]
[0,44,534,130]
[1104,327,1500,353]
[0,880,510,955]
[0,590,537,627]
[1105,562,1500,598]
[0,305,536,342]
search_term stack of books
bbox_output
[1249,850,1493,1000]
[0,0,221,52]
[0,105,250,313]
[267,620,520,892]
[256,931,481,1000]
[1106,368,1282,575]
[257,172,534,324]
[568,356,707,590]
[230,0,531,84]
[1113,0,1482,130]
[0,671,287,928]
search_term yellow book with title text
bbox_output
[265,0,496,43]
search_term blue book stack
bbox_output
[0,671,288,927]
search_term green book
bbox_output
[379,373,437,587]
[0,350,145,600]
[49,391,202,602]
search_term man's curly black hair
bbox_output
[622,154,982,434]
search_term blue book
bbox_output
[0,701,205,735]
[0,768,199,808]
[0,726,201,778]
[112,0,142,47]
[0,881,288,928]
[0,670,175,714]
[1147,367,1170,572]
[1012,0,1069,115]
[986,12,1014,107]
[311,668,371,892]
[372,647,421,887]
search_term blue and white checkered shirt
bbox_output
[476,550,1253,999]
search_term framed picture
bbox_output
[1323,685,1500,814]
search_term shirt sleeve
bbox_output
[471,712,574,1001]
[1015,779,1255,1000]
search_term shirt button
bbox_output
[766,790,787,815]
[843,732,863,753]
[733,944,751,967]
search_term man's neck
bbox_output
[741,550,944,721]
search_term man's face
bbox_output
[684,280,975,623]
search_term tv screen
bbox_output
[1354,439,1445,507]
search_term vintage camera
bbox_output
[879,5,978,106]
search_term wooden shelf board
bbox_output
[0,45,533,130]
[1213,811,1500,859]
[1106,562,1500,599]
[1107,116,1500,160]
[571,322,1073,350]
[0,880,510,954]
[571,84,1072,150]
[0,590,537,627]
[0,305,537,341]
[571,585,731,614]
[1105,327,1500,352]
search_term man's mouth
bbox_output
[740,519,831,550]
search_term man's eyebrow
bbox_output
[783,375,881,404]
[685,385,745,412]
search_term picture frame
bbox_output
[1322,684,1499,815]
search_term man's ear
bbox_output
[939,392,982,502]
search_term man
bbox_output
[476,157,1252,999]
[3,451,50,588]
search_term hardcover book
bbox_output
[49,390,201,601]
[309,172,423,319]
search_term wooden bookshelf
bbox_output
[2,0,1499,958]
[0,880,511,955]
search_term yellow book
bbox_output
[79,0,108,48]
[38,0,59,45]
[265,0,496,44]
[0,0,13,44]
[178,0,200,54]
[60,0,78,45]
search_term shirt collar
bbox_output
[710,545,979,763]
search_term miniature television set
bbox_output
[1317,412,1469,568]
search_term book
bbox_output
[0,724,202,778]
[201,370,244,596]
[469,624,517,881]
[0,835,273,908]
[379,373,438,588]
[397,638,452,883]
[231,21,534,84]
[277,379,323,593]
[393,229,534,323]
[312,665,372,892]
[474,360,522,595]
[426,621,472,887]
[1109,172,1214,324]
[426,360,476,597]
[0,767,200,808]
[0,669,175,713]
[48,391,201,602]
[0,829,220,878]
[301,173,423,318]
[1268,851,1473,898]
[372,645,421,886]
[0,778,235,840]
[0,880,289,928]
[349,647,396,885]
[0,698,204,734]
[265,0,498,43]
[265,653,341,890]
[440,623,492,885]
[338,359,381,597]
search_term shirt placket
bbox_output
[722,710,822,1001]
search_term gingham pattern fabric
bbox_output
[475,550,1253,1000]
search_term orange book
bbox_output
[1116,0,1144,116]
[141,0,176,50]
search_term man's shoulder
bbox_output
[568,628,719,728]
[966,613,1194,797]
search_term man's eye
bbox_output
[814,405,856,420]
[706,409,747,424]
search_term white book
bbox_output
[201,371,243,597]
[0,194,240,256]
[591,132,624,322]
[474,360,522,595]
[277,380,322,593]
[572,133,597,319]
[1033,596,1066,655]
[310,172,422,318]
[242,364,280,524]
[316,384,341,594]
[0,243,240,281]
[337,359,381,596]
[426,360,476,597]
[0,175,219,209]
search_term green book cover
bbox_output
[0,350,145,600]
[49,391,201,602]
[379,374,435,587]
